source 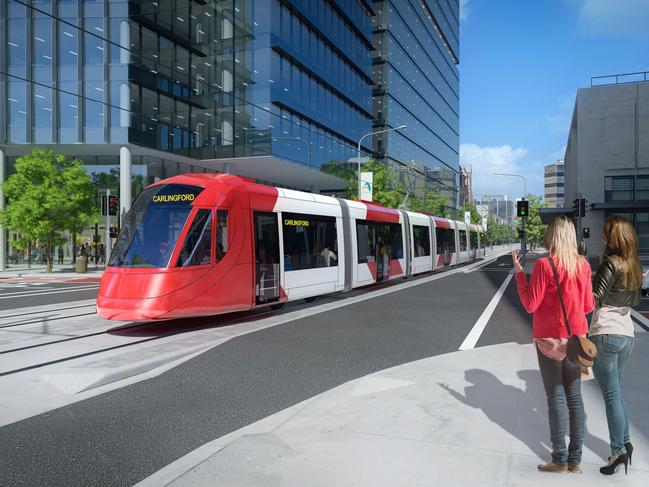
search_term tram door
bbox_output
[253,212,280,305]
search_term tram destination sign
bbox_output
[150,184,204,205]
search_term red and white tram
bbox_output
[97,174,486,320]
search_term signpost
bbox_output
[360,172,373,201]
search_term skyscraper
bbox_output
[543,159,564,208]
[372,0,460,208]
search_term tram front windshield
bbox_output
[109,184,204,268]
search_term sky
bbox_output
[459,0,649,200]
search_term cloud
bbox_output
[460,143,529,198]
[545,95,575,135]
[459,0,470,21]
[566,0,649,38]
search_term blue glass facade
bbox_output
[1,0,375,184]
[372,0,460,208]
[1,0,457,202]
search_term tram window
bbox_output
[459,230,467,251]
[435,228,456,254]
[216,209,228,262]
[413,225,431,257]
[357,220,403,263]
[282,212,338,270]
[176,209,212,267]
[470,231,478,250]
[356,220,375,264]
[109,184,202,268]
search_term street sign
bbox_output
[464,211,471,224]
[360,172,373,201]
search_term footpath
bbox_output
[0,263,104,281]
[138,338,649,487]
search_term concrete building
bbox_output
[474,194,515,226]
[543,159,564,208]
[563,73,649,258]
[459,165,472,205]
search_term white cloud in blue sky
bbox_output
[567,0,649,38]
[460,143,529,197]
[459,0,470,21]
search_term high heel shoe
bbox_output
[625,442,633,466]
[600,454,629,475]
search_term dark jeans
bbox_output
[536,346,585,465]
[591,334,634,457]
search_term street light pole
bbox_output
[357,124,407,200]
[493,173,528,264]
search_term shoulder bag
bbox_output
[547,256,598,367]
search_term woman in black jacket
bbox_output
[590,216,642,475]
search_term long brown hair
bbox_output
[603,216,643,289]
[544,215,582,277]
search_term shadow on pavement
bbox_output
[440,368,610,462]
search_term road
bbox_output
[0,280,100,310]
[0,251,645,486]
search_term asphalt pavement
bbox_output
[0,281,100,311]
[0,255,517,487]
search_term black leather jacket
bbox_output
[592,257,641,308]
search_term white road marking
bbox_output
[459,272,514,350]
[0,285,99,300]
[631,309,649,332]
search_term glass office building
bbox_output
[0,0,460,265]
[372,0,460,208]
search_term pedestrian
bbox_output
[512,215,595,474]
[58,246,64,265]
[590,216,642,475]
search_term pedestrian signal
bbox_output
[516,200,529,218]
[583,227,590,239]
[572,198,586,218]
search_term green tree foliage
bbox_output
[323,158,450,216]
[0,149,98,272]
[458,202,482,224]
[486,216,517,245]
[519,194,547,248]
[322,158,404,207]
[408,188,448,217]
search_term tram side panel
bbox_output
[274,189,345,302]
[407,211,433,275]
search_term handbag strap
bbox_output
[547,256,573,336]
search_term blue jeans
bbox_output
[591,334,634,457]
[536,347,585,465]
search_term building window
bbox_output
[283,212,338,270]
[636,176,649,201]
[605,176,633,202]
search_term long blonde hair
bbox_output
[544,215,581,277]
[603,216,643,289]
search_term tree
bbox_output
[458,202,482,224]
[322,158,405,208]
[519,194,547,249]
[409,187,448,217]
[0,149,98,272]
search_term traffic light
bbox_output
[108,195,118,216]
[518,228,524,239]
[109,225,119,238]
[516,200,529,218]
[102,195,119,216]
[572,198,587,218]
[582,227,590,239]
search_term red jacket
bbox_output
[515,256,595,338]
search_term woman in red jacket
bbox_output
[513,215,595,474]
